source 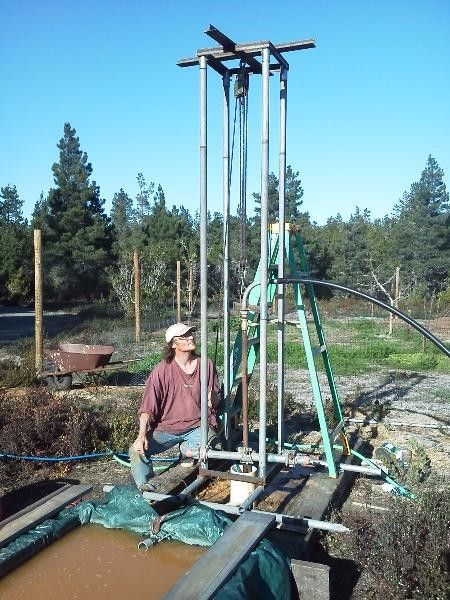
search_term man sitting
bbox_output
[129,322,221,491]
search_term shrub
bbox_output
[247,383,298,429]
[0,389,106,458]
[324,482,450,599]
[0,347,37,389]
[106,413,137,453]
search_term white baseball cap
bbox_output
[165,323,197,343]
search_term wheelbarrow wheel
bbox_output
[46,374,73,391]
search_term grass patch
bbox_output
[384,352,439,371]
[127,353,161,374]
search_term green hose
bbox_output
[112,454,178,473]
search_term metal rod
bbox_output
[177,476,207,499]
[312,459,382,477]
[222,71,231,446]
[277,67,288,454]
[193,498,241,515]
[241,307,249,450]
[176,260,181,322]
[141,477,206,505]
[277,277,450,358]
[193,448,311,466]
[347,417,450,430]
[199,55,209,465]
[258,46,270,479]
[34,229,43,375]
[141,491,348,533]
[194,448,380,478]
[238,485,265,513]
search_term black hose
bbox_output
[277,277,450,358]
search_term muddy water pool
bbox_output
[0,524,205,599]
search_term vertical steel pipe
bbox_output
[34,229,43,376]
[199,55,209,465]
[258,47,270,478]
[277,67,288,454]
[241,308,249,449]
[222,72,231,446]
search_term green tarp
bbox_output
[1,485,291,599]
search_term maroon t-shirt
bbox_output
[138,357,220,434]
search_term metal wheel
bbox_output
[46,373,73,391]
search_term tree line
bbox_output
[1,123,449,314]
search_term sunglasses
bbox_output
[174,333,195,340]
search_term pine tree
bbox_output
[0,185,32,303]
[0,184,24,224]
[390,156,449,295]
[42,123,113,301]
[136,173,154,224]
[111,188,134,255]
[253,165,304,222]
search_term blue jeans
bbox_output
[129,426,219,488]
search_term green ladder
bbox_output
[225,223,348,478]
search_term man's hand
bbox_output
[133,435,148,455]
[134,412,150,455]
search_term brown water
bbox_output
[0,524,205,599]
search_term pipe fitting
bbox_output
[138,536,158,551]
[294,453,314,467]
[237,446,254,464]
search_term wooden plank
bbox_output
[291,559,330,600]
[163,511,275,600]
[0,484,92,548]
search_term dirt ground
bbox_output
[2,365,448,504]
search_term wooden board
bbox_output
[163,511,275,600]
[0,484,92,549]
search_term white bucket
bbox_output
[228,464,257,506]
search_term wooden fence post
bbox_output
[188,262,194,315]
[395,266,400,316]
[134,249,141,342]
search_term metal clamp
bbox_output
[237,446,254,464]
[198,444,208,462]
[282,450,297,467]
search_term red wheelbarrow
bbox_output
[43,343,116,390]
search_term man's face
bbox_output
[172,332,196,352]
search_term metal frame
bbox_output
[178,25,316,483]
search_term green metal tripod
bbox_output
[226,223,349,478]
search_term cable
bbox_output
[277,277,450,358]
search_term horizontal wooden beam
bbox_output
[0,484,92,549]
[163,511,275,600]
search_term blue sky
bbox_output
[1,0,449,225]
